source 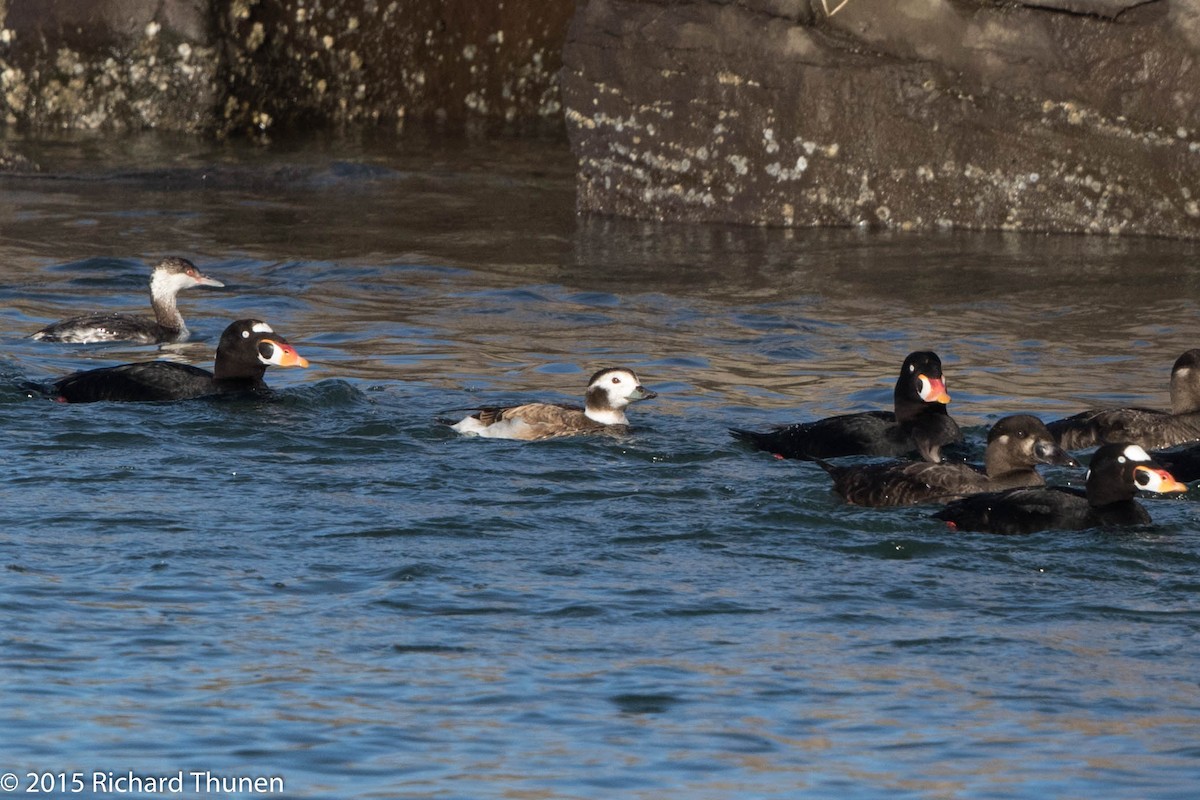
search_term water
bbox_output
[2,131,1200,798]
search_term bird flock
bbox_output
[30,258,1196,537]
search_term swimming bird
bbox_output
[729,351,962,462]
[32,256,224,344]
[51,319,308,403]
[932,443,1186,535]
[449,367,656,440]
[1150,445,1200,484]
[819,415,1078,507]
[1046,350,1200,451]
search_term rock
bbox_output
[0,0,219,132]
[216,0,574,137]
[0,0,573,137]
[561,0,1200,237]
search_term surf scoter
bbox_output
[730,351,962,462]
[820,415,1078,507]
[449,367,656,440]
[1047,350,1200,451]
[52,319,308,403]
[32,257,224,344]
[932,443,1186,535]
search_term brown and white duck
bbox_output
[449,367,657,441]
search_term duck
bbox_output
[1149,444,1200,484]
[32,256,224,344]
[931,443,1187,535]
[1046,349,1200,451]
[729,351,962,462]
[51,319,308,403]
[819,415,1078,507]
[448,367,656,440]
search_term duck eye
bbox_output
[241,330,250,339]
[611,376,621,384]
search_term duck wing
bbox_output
[54,361,215,403]
[731,411,913,460]
[1046,406,1200,451]
[33,312,163,344]
[933,486,1089,535]
[463,403,609,440]
[823,460,987,507]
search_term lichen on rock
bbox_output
[561,0,1200,237]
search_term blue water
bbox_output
[2,132,1200,798]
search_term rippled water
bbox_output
[2,131,1200,798]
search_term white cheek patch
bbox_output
[1122,444,1151,462]
[251,322,274,334]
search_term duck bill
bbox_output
[1036,442,1080,467]
[260,339,310,368]
[630,386,657,401]
[197,274,225,288]
[1135,465,1189,494]
[919,374,951,404]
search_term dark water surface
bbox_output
[2,132,1200,798]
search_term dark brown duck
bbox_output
[820,415,1078,507]
[1047,349,1200,451]
[730,351,962,463]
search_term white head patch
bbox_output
[1120,444,1151,463]
[243,322,274,338]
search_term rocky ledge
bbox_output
[0,0,571,137]
[561,0,1200,237]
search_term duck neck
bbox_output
[984,448,1021,479]
[1090,499,1150,526]
[149,277,186,334]
[584,386,628,425]
[1169,372,1200,414]
[584,406,629,425]
[213,356,266,384]
[986,467,1042,488]
[896,397,942,424]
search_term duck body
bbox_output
[1047,407,1200,451]
[933,443,1186,535]
[1150,445,1200,483]
[32,257,224,344]
[738,409,954,461]
[730,351,962,462]
[52,319,308,403]
[1046,349,1200,451]
[821,415,1078,507]
[450,367,656,441]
